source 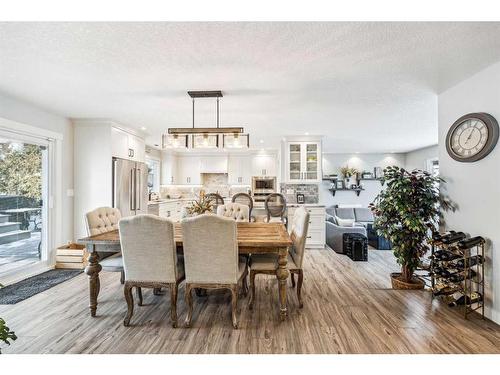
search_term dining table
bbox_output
[78,222,293,321]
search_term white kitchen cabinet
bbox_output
[228,155,251,184]
[176,156,201,184]
[251,154,277,177]
[287,206,326,248]
[286,141,321,183]
[161,151,178,185]
[111,126,146,162]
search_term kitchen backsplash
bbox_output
[201,173,228,187]
[280,183,319,204]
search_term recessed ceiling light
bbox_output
[259,139,264,144]
[305,132,309,135]
[355,152,360,154]
[140,126,147,131]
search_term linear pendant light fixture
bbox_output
[167,91,244,135]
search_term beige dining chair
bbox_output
[181,214,248,329]
[231,193,255,222]
[249,206,309,309]
[119,214,185,328]
[216,202,250,222]
[85,207,125,282]
[264,193,288,226]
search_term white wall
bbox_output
[405,144,438,171]
[0,92,74,243]
[320,153,406,208]
[439,60,500,324]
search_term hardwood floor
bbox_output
[1,248,500,354]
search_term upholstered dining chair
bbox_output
[231,193,254,222]
[249,206,309,309]
[85,207,125,283]
[264,193,288,226]
[205,193,224,213]
[216,202,250,222]
[181,214,248,329]
[119,214,185,328]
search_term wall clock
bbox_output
[445,112,499,162]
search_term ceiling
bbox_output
[1,22,500,153]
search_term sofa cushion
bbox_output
[334,207,356,220]
[354,208,374,223]
[335,216,355,227]
[326,214,337,224]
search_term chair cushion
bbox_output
[250,253,298,271]
[100,253,123,271]
[335,216,355,227]
[354,208,374,223]
[265,217,285,223]
[86,207,121,236]
[326,214,337,224]
[217,203,249,222]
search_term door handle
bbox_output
[136,168,141,210]
[130,169,135,210]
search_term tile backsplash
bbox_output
[280,183,319,204]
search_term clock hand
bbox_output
[464,128,474,144]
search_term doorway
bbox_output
[0,135,49,282]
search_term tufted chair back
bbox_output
[289,207,309,269]
[119,214,179,283]
[85,207,122,236]
[216,203,249,222]
[182,214,239,284]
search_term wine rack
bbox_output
[430,231,485,319]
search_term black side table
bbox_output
[367,224,392,250]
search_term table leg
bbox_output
[84,246,102,317]
[276,247,289,321]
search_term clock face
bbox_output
[446,113,499,163]
[449,118,488,158]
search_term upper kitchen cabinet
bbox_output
[228,155,251,184]
[111,126,146,162]
[251,153,277,177]
[286,141,321,183]
[200,156,227,174]
[160,151,178,185]
[176,155,201,184]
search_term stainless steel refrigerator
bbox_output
[112,157,148,217]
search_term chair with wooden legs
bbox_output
[205,193,225,213]
[181,214,248,329]
[231,192,255,222]
[264,193,288,227]
[249,206,309,309]
[119,214,185,328]
[85,207,135,293]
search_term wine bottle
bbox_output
[455,255,484,269]
[430,250,461,262]
[458,236,485,250]
[433,284,460,296]
[441,232,466,245]
[432,231,455,243]
[446,269,477,283]
[448,292,483,307]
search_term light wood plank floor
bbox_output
[1,248,500,354]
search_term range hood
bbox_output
[199,155,228,173]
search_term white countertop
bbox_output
[287,203,325,208]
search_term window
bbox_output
[146,157,160,195]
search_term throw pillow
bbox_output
[335,216,355,227]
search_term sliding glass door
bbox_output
[0,134,49,281]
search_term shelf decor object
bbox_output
[430,232,485,319]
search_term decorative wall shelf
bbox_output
[328,188,364,197]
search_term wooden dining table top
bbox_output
[78,222,293,254]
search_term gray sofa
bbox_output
[325,207,374,253]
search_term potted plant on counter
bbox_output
[369,166,443,289]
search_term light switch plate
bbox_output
[67,189,74,197]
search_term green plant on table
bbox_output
[0,284,17,354]
[369,166,447,284]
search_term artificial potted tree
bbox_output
[369,166,443,289]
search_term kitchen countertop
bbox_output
[286,203,325,208]
[147,198,195,206]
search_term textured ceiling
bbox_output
[1,22,500,152]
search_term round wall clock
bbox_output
[445,112,499,162]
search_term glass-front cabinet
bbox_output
[286,141,321,183]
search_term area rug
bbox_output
[0,269,82,304]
